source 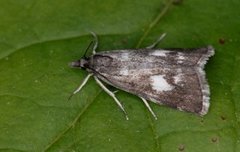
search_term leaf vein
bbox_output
[43,90,102,151]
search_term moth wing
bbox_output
[91,46,214,115]
[147,45,214,67]
[97,68,206,115]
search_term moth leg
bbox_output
[113,90,119,94]
[90,32,98,54]
[140,97,158,120]
[146,33,167,49]
[94,76,129,120]
[68,73,93,100]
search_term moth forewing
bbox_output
[88,46,214,115]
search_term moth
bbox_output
[69,32,214,120]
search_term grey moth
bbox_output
[69,33,214,120]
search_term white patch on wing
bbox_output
[150,75,174,92]
[178,55,185,60]
[119,68,129,76]
[177,53,185,64]
[173,74,182,84]
[121,52,129,60]
[149,50,169,57]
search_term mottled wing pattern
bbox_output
[90,46,214,115]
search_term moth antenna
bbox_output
[83,41,94,58]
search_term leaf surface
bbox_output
[0,0,239,151]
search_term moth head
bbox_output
[69,40,95,69]
[69,58,89,69]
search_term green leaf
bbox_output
[0,0,239,151]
